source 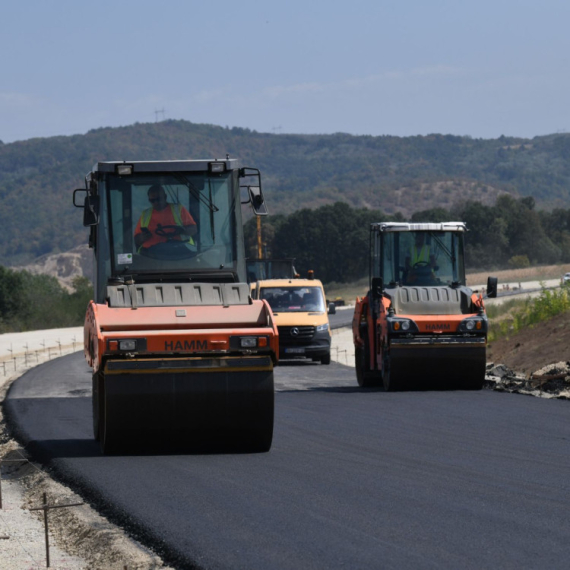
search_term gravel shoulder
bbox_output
[0,329,173,570]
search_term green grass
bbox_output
[488,284,570,341]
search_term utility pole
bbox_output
[155,108,166,122]
[257,216,263,259]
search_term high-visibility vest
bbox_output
[140,203,195,247]
[411,244,430,265]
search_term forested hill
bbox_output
[2,119,570,265]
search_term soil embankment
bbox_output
[487,311,570,375]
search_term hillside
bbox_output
[3,120,570,265]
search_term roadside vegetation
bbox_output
[246,197,570,284]
[487,285,570,342]
[0,267,91,333]
[3,120,570,266]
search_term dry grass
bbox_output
[467,264,570,287]
[325,264,570,305]
[325,278,368,305]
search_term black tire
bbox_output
[245,373,275,452]
[321,353,331,365]
[382,353,399,391]
[356,334,382,388]
[100,382,122,455]
[92,371,104,442]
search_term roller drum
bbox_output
[386,337,486,391]
[99,357,274,454]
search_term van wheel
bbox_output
[321,353,331,365]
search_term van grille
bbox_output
[278,326,315,343]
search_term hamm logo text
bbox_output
[425,324,451,331]
[164,340,208,351]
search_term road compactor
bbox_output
[73,159,278,453]
[353,222,497,390]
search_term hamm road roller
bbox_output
[353,222,498,391]
[73,159,278,453]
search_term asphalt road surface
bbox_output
[328,307,353,330]
[5,353,570,569]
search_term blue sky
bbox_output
[1,0,569,143]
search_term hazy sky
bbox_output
[2,0,569,143]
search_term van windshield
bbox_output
[260,286,325,312]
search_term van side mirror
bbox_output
[486,276,498,299]
[328,302,336,315]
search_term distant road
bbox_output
[329,306,354,329]
[6,353,570,570]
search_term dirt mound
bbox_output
[487,311,570,375]
[485,311,570,398]
[13,244,92,290]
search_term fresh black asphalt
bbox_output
[5,352,570,569]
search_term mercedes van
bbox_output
[253,277,335,364]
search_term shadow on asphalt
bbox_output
[25,438,273,459]
[277,360,322,367]
[277,386,385,393]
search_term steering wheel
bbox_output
[154,224,181,241]
[140,241,195,260]
[412,261,430,269]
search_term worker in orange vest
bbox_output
[134,184,197,253]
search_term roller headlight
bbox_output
[460,318,486,332]
[389,318,417,333]
[230,336,269,349]
[108,338,144,352]
[316,323,329,332]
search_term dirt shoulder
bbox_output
[0,336,173,570]
[487,311,570,375]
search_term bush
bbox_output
[488,286,570,341]
[0,266,92,333]
[507,255,530,269]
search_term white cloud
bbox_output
[0,91,37,107]
[259,66,464,100]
